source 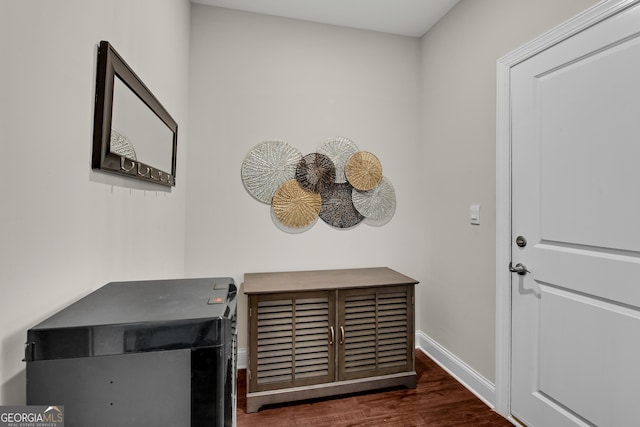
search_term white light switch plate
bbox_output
[470,204,480,225]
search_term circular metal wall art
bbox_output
[272,179,322,229]
[241,141,302,204]
[363,203,396,226]
[241,137,396,232]
[317,137,359,183]
[296,153,336,193]
[319,183,364,229]
[345,151,382,191]
[352,176,396,224]
[270,205,318,234]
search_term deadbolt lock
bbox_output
[516,235,527,248]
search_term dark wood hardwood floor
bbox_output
[236,350,513,426]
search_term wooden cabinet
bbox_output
[244,267,418,413]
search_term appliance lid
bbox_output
[30,277,235,330]
[25,278,237,362]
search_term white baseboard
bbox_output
[238,331,496,409]
[415,330,497,409]
[238,348,247,369]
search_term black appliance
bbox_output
[25,277,237,427]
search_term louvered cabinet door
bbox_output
[337,285,414,381]
[248,291,336,393]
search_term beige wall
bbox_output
[419,0,598,381]
[0,0,190,404]
[186,5,424,351]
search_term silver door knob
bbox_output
[509,262,530,276]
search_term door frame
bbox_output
[494,0,637,420]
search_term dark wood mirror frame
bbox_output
[92,41,178,187]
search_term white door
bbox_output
[510,2,640,426]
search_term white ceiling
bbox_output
[191,0,460,37]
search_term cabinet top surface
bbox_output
[243,267,418,294]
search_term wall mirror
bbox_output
[92,41,178,186]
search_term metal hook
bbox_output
[137,163,150,177]
[120,157,135,172]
